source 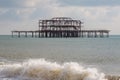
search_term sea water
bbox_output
[0,35,120,80]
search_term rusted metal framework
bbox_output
[11,17,110,38]
[39,17,82,31]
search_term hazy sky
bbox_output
[0,0,120,34]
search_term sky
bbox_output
[0,0,120,35]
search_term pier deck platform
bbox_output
[11,30,109,38]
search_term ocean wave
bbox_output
[0,59,108,80]
[105,75,120,80]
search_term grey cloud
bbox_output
[0,0,120,8]
[59,0,120,6]
[0,9,22,21]
[0,0,32,8]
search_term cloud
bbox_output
[59,0,120,6]
[0,0,119,8]
[49,5,120,33]
[0,8,8,15]
[0,0,120,34]
[0,0,59,21]
[0,0,25,8]
[1,0,119,21]
[0,0,59,8]
[0,0,60,34]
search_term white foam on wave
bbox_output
[0,59,107,80]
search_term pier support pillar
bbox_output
[87,32,90,38]
[18,32,20,38]
[25,32,27,37]
[100,32,104,38]
[35,32,37,38]
[81,31,83,37]
[32,32,34,37]
[94,32,97,38]
[11,31,13,37]
[107,32,109,37]
[39,31,40,38]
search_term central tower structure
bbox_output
[39,17,82,32]
[38,17,83,37]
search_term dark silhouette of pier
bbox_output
[11,17,109,38]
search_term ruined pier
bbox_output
[11,17,109,38]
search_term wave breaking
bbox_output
[0,59,107,80]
